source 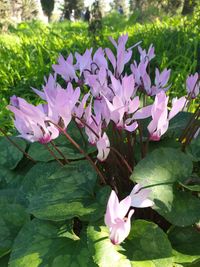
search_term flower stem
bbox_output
[137,122,145,159]
[0,127,36,163]
[72,115,99,138]
[109,146,133,174]
[47,121,106,185]
[50,141,69,164]
[139,182,174,192]
[44,144,64,167]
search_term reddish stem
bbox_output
[109,146,133,174]
[47,121,106,185]
[137,122,145,159]
[50,141,70,164]
[44,144,64,166]
[72,115,99,138]
[0,127,36,163]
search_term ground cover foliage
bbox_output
[0,20,199,266]
[0,11,199,130]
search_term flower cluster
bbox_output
[8,34,199,245]
[8,34,198,162]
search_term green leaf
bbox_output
[0,166,18,186]
[122,220,173,267]
[0,254,10,267]
[186,137,200,162]
[0,204,29,258]
[149,138,181,153]
[17,161,61,207]
[179,181,200,192]
[23,160,109,221]
[167,112,193,138]
[87,224,131,267]
[28,122,97,162]
[9,219,96,267]
[28,142,85,162]
[131,148,200,226]
[168,226,200,265]
[0,189,19,205]
[0,137,26,169]
[0,163,29,190]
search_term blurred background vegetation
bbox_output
[0,0,199,131]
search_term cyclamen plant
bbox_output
[0,34,199,266]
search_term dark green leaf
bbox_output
[28,142,84,162]
[131,148,200,226]
[24,160,109,221]
[0,137,26,169]
[179,182,200,192]
[0,204,29,258]
[186,137,200,162]
[17,161,61,207]
[167,112,193,138]
[168,226,200,265]
[122,220,173,267]
[0,254,10,267]
[9,219,95,267]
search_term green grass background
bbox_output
[0,12,199,130]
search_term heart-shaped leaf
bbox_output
[0,203,29,258]
[0,137,26,169]
[168,226,200,265]
[131,148,200,226]
[28,142,95,162]
[21,160,109,221]
[87,224,131,267]
[186,137,200,162]
[122,220,173,267]
[9,219,96,267]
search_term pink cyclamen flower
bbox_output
[96,132,110,161]
[138,44,155,63]
[8,97,59,143]
[75,48,93,75]
[105,190,134,245]
[148,91,186,141]
[186,73,199,99]
[130,184,154,208]
[52,54,77,82]
[131,60,148,88]
[106,34,132,77]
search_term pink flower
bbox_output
[148,91,186,141]
[105,190,134,245]
[93,47,108,70]
[73,93,90,126]
[142,68,171,96]
[96,133,110,161]
[138,44,155,63]
[142,72,152,95]
[52,54,77,82]
[130,184,154,208]
[10,95,19,108]
[75,48,93,75]
[33,79,80,130]
[46,83,80,129]
[186,73,199,98]
[86,67,109,98]
[106,34,132,77]
[8,98,59,143]
[155,68,171,89]
[131,61,147,88]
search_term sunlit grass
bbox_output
[0,13,199,130]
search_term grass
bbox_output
[0,12,199,130]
